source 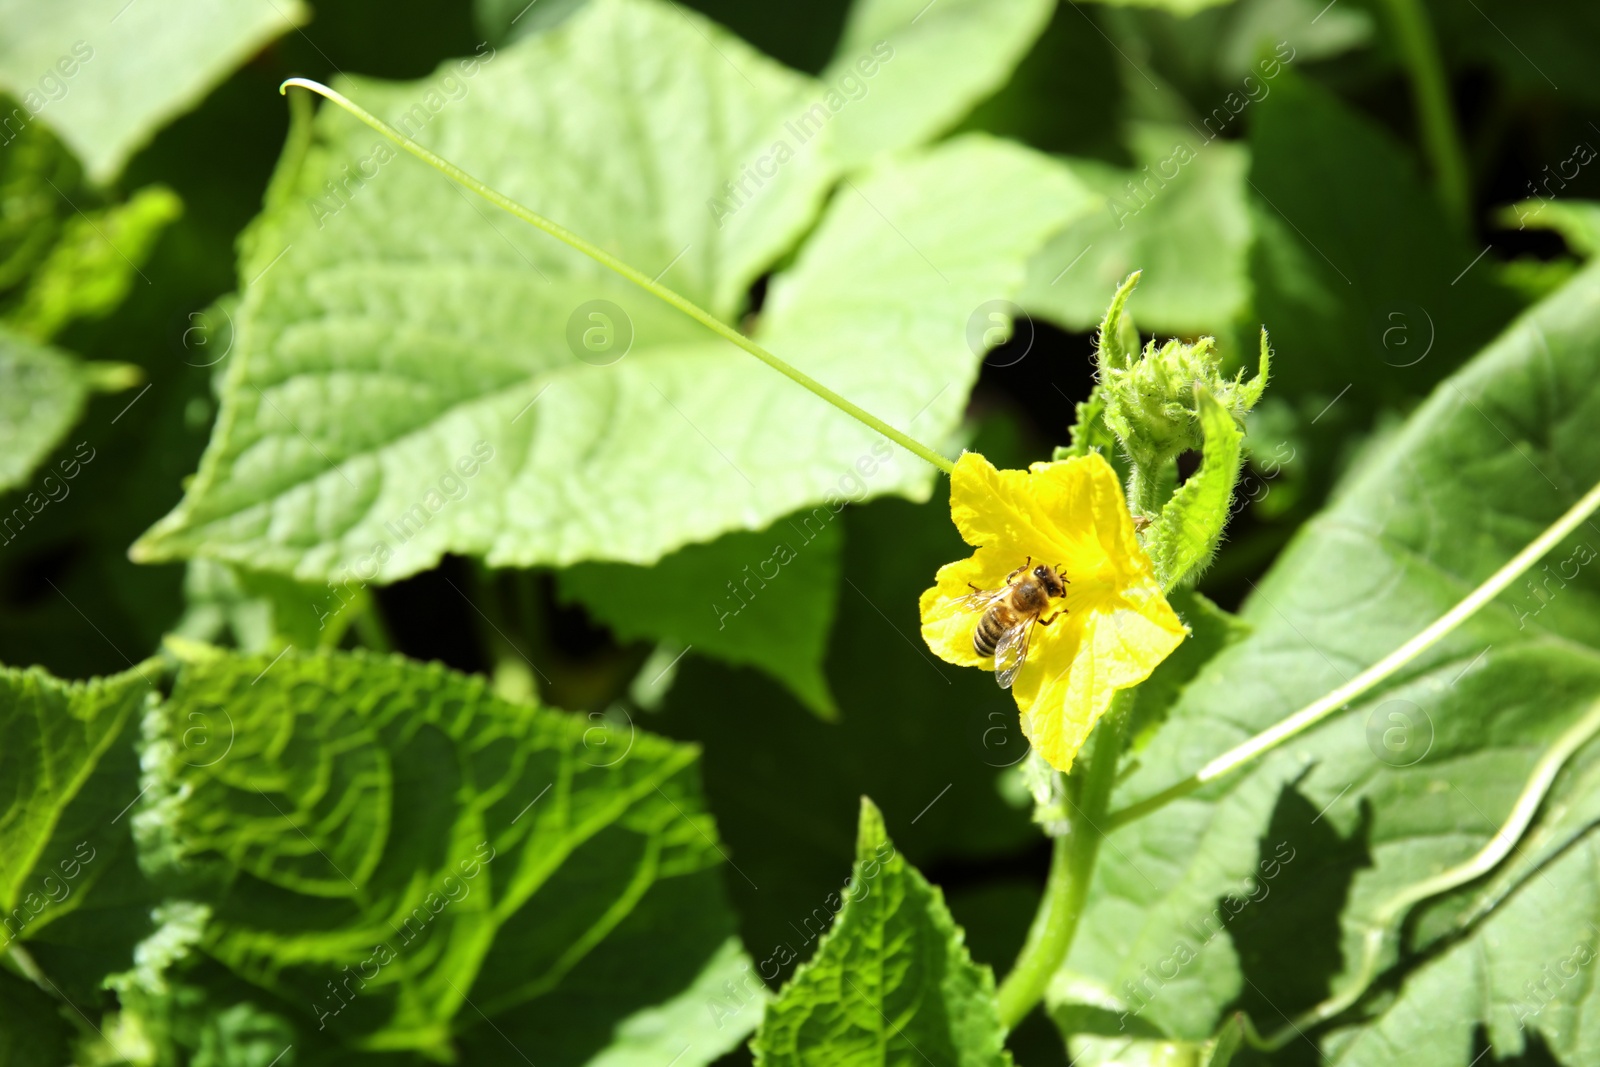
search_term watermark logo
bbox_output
[1365,699,1434,767]
[178,305,234,368]
[177,703,234,768]
[1369,301,1434,368]
[707,41,896,228]
[566,299,633,366]
[580,707,635,768]
[966,299,1033,367]
[970,703,1030,768]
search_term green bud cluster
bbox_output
[1095,272,1269,505]
[1066,272,1272,589]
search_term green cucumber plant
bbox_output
[5,2,1600,1066]
[266,73,1600,1066]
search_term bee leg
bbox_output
[968,582,983,594]
[1037,609,1066,626]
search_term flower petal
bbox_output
[920,449,1187,771]
[1014,593,1186,772]
[949,451,1143,570]
[919,555,1006,668]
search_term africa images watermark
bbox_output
[313,441,495,630]
[1,441,97,548]
[1116,840,1297,1031]
[1510,538,1594,630]
[1106,41,1297,230]
[312,841,497,1030]
[1,841,96,948]
[0,40,94,146]
[706,41,895,229]
[1510,922,1600,1031]
[306,41,497,229]
[703,834,898,1030]
[711,438,895,630]
[1229,440,1296,519]
[1508,136,1597,231]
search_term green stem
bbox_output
[997,825,1074,1028]
[997,693,1133,1028]
[278,78,955,477]
[351,603,393,653]
[1128,464,1162,520]
[1130,454,1178,524]
[1108,473,1600,831]
[468,564,539,704]
[1380,0,1471,227]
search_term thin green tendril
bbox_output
[278,78,955,476]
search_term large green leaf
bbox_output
[751,797,1011,1066]
[1022,125,1252,339]
[136,646,752,1064]
[1050,260,1600,1058]
[1325,834,1600,1066]
[821,0,1054,167]
[133,0,1090,581]
[0,0,307,183]
[130,0,838,578]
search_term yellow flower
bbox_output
[919,452,1187,772]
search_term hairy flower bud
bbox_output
[1095,272,1269,495]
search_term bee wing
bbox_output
[993,616,1036,690]
[935,586,1008,619]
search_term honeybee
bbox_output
[952,559,1069,689]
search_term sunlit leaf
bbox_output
[0,0,308,182]
[1023,126,1251,338]
[133,0,1091,582]
[822,0,1054,167]
[6,184,181,340]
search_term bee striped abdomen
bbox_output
[973,608,1011,657]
